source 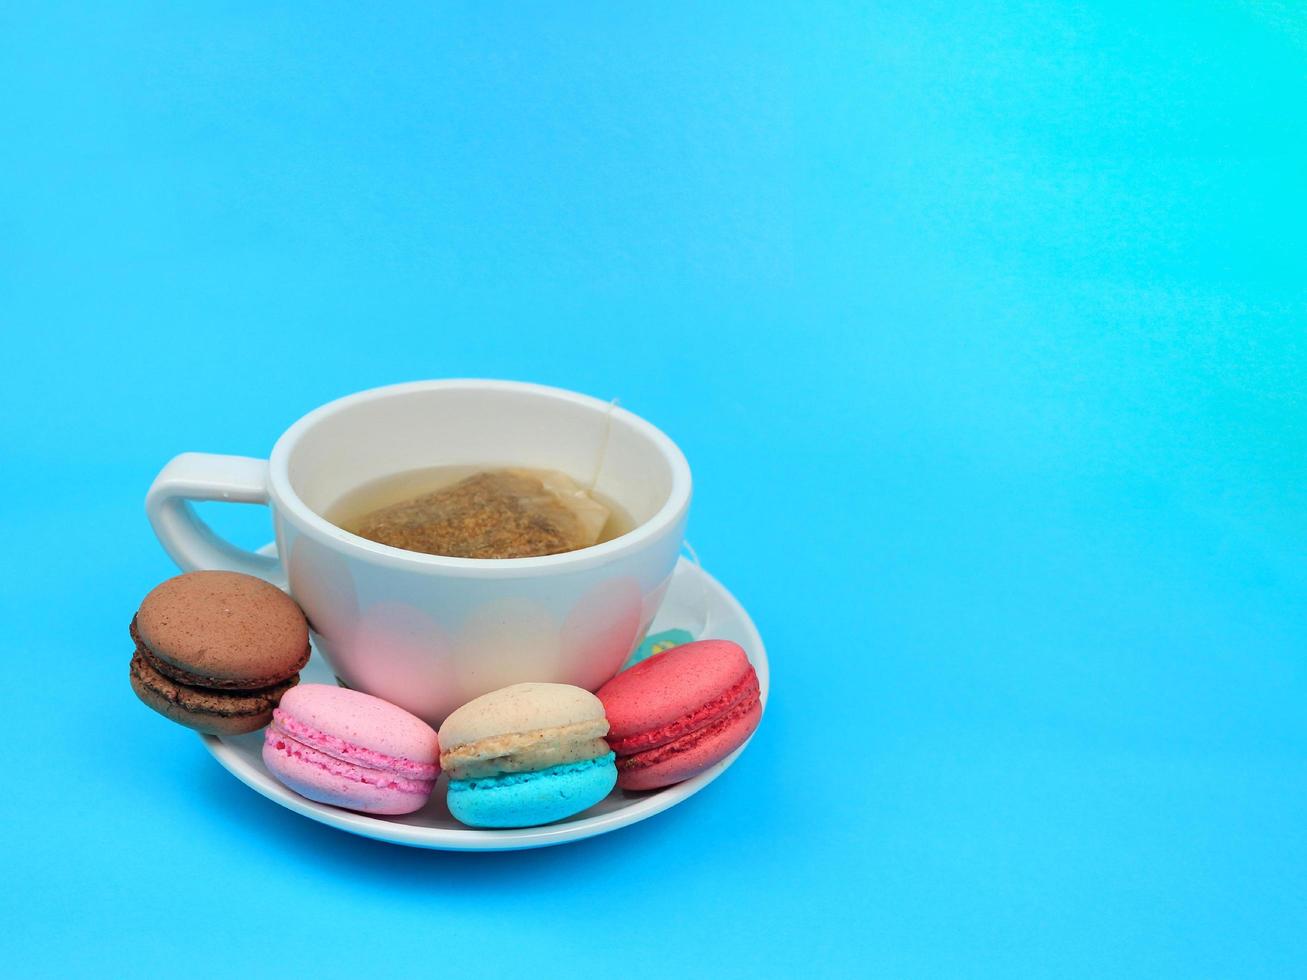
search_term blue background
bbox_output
[3,2,1306,976]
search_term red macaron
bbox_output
[596,639,762,791]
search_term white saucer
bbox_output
[201,555,769,851]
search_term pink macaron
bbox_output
[596,639,762,791]
[262,684,440,815]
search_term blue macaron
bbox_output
[438,682,620,829]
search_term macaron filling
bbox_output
[440,719,611,780]
[130,651,294,717]
[607,669,761,756]
[267,708,440,782]
[264,730,437,795]
[615,694,760,774]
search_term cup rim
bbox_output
[266,379,692,578]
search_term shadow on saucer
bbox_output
[194,763,706,894]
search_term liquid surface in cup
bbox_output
[326,465,637,559]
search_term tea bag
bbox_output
[351,468,611,559]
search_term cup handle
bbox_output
[145,452,286,587]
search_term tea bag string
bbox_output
[586,397,618,493]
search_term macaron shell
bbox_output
[129,650,293,735]
[262,736,433,816]
[134,571,309,687]
[439,682,607,751]
[597,640,755,742]
[446,755,618,828]
[617,695,761,791]
[275,684,440,765]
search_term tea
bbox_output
[327,465,636,559]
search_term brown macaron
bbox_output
[129,570,311,735]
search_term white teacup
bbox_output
[146,380,691,724]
